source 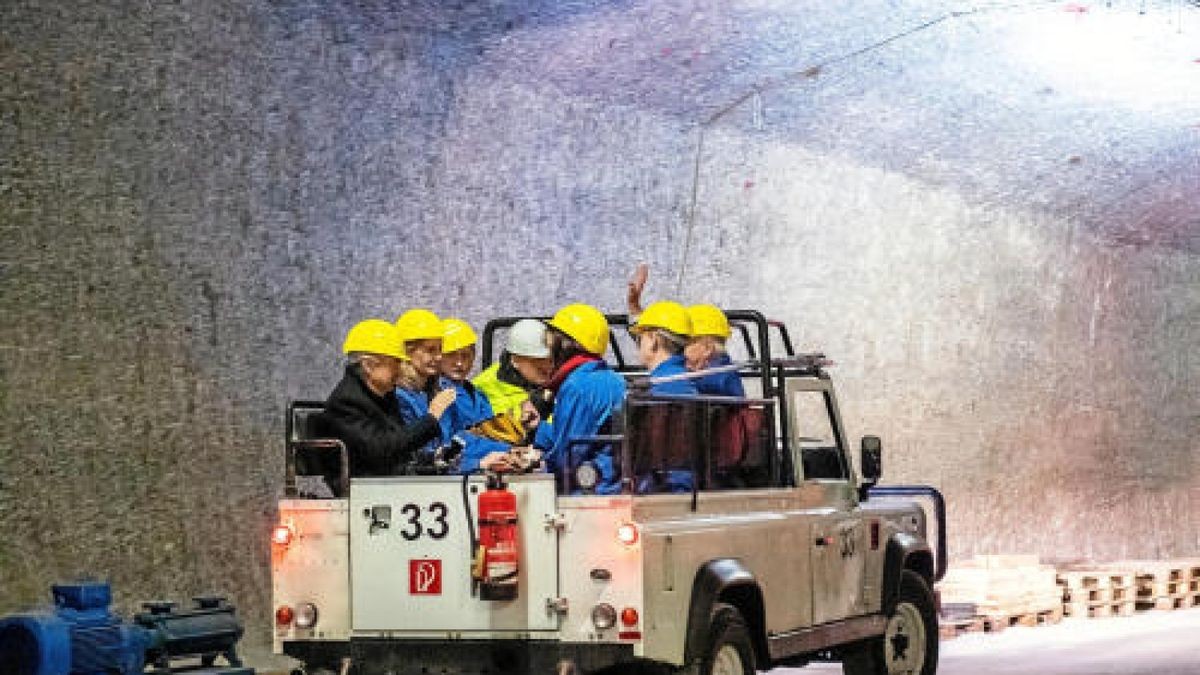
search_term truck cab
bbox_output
[272,310,945,675]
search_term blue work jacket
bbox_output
[393,386,437,454]
[695,352,745,397]
[394,383,510,474]
[439,377,495,436]
[648,354,699,396]
[540,361,627,494]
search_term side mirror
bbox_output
[860,435,882,488]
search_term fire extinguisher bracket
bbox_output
[543,513,567,532]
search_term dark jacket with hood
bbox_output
[322,363,440,476]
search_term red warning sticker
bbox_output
[409,559,442,595]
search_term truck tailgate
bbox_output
[349,474,559,633]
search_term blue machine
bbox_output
[0,581,253,675]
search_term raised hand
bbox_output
[627,262,649,316]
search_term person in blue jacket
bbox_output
[439,318,495,432]
[630,301,698,493]
[631,301,699,396]
[625,265,743,397]
[537,303,626,494]
[393,309,514,474]
[683,304,746,398]
[435,317,540,472]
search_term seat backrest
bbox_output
[630,402,700,473]
[711,404,770,488]
[288,400,329,443]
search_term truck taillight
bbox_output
[275,605,294,626]
[621,607,639,627]
[616,523,639,547]
[272,525,293,546]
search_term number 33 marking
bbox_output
[399,502,449,541]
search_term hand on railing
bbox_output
[519,400,540,430]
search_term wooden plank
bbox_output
[1057,571,1109,590]
[1147,596,1196,611]
[1038,607,1064,625]
[1138,580,1187,598]
[939,617,985,641]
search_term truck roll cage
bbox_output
[284,313,831,501]
[482,309,797,449]
[481,309,795,382]
[484,311,810,499]
[559,392,779,502]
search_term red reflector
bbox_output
[616,523,639,546]
[618,631,642,640]
[272,525,293,546]
[621,607,639,627]
[870,521,880,551]
[275,606,294,626]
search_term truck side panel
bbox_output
[635,490,813,666]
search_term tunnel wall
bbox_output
[2,0,1196,649]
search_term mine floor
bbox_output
[248,607,1200,674]
[798,607,1200,675]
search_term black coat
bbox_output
[321,364,440,476]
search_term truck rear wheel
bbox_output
[842,569,937,675]
[698,602,754,675]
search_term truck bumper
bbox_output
[284,638,636,675]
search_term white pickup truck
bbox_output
[271,311,946,675]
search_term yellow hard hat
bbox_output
[395,309,444,360]
[548,303,609,356]
[342,319,405,359]
[442,318,478,354]
[633,301,693,337]
[686,304,731,339]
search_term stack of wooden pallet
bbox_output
[936,555,1200,638]
[1056,559,1200,616]
[1125,559,1200,611]
[938,555,1065,639]
[1056,567,1136,618]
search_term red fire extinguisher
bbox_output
[475,474,519,601]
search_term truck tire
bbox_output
[842,570,938,675]
[697,602,755,675]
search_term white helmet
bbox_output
[507,319,551,358]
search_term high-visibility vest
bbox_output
[472,363,530,418]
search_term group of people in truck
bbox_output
[320,266,744,493]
